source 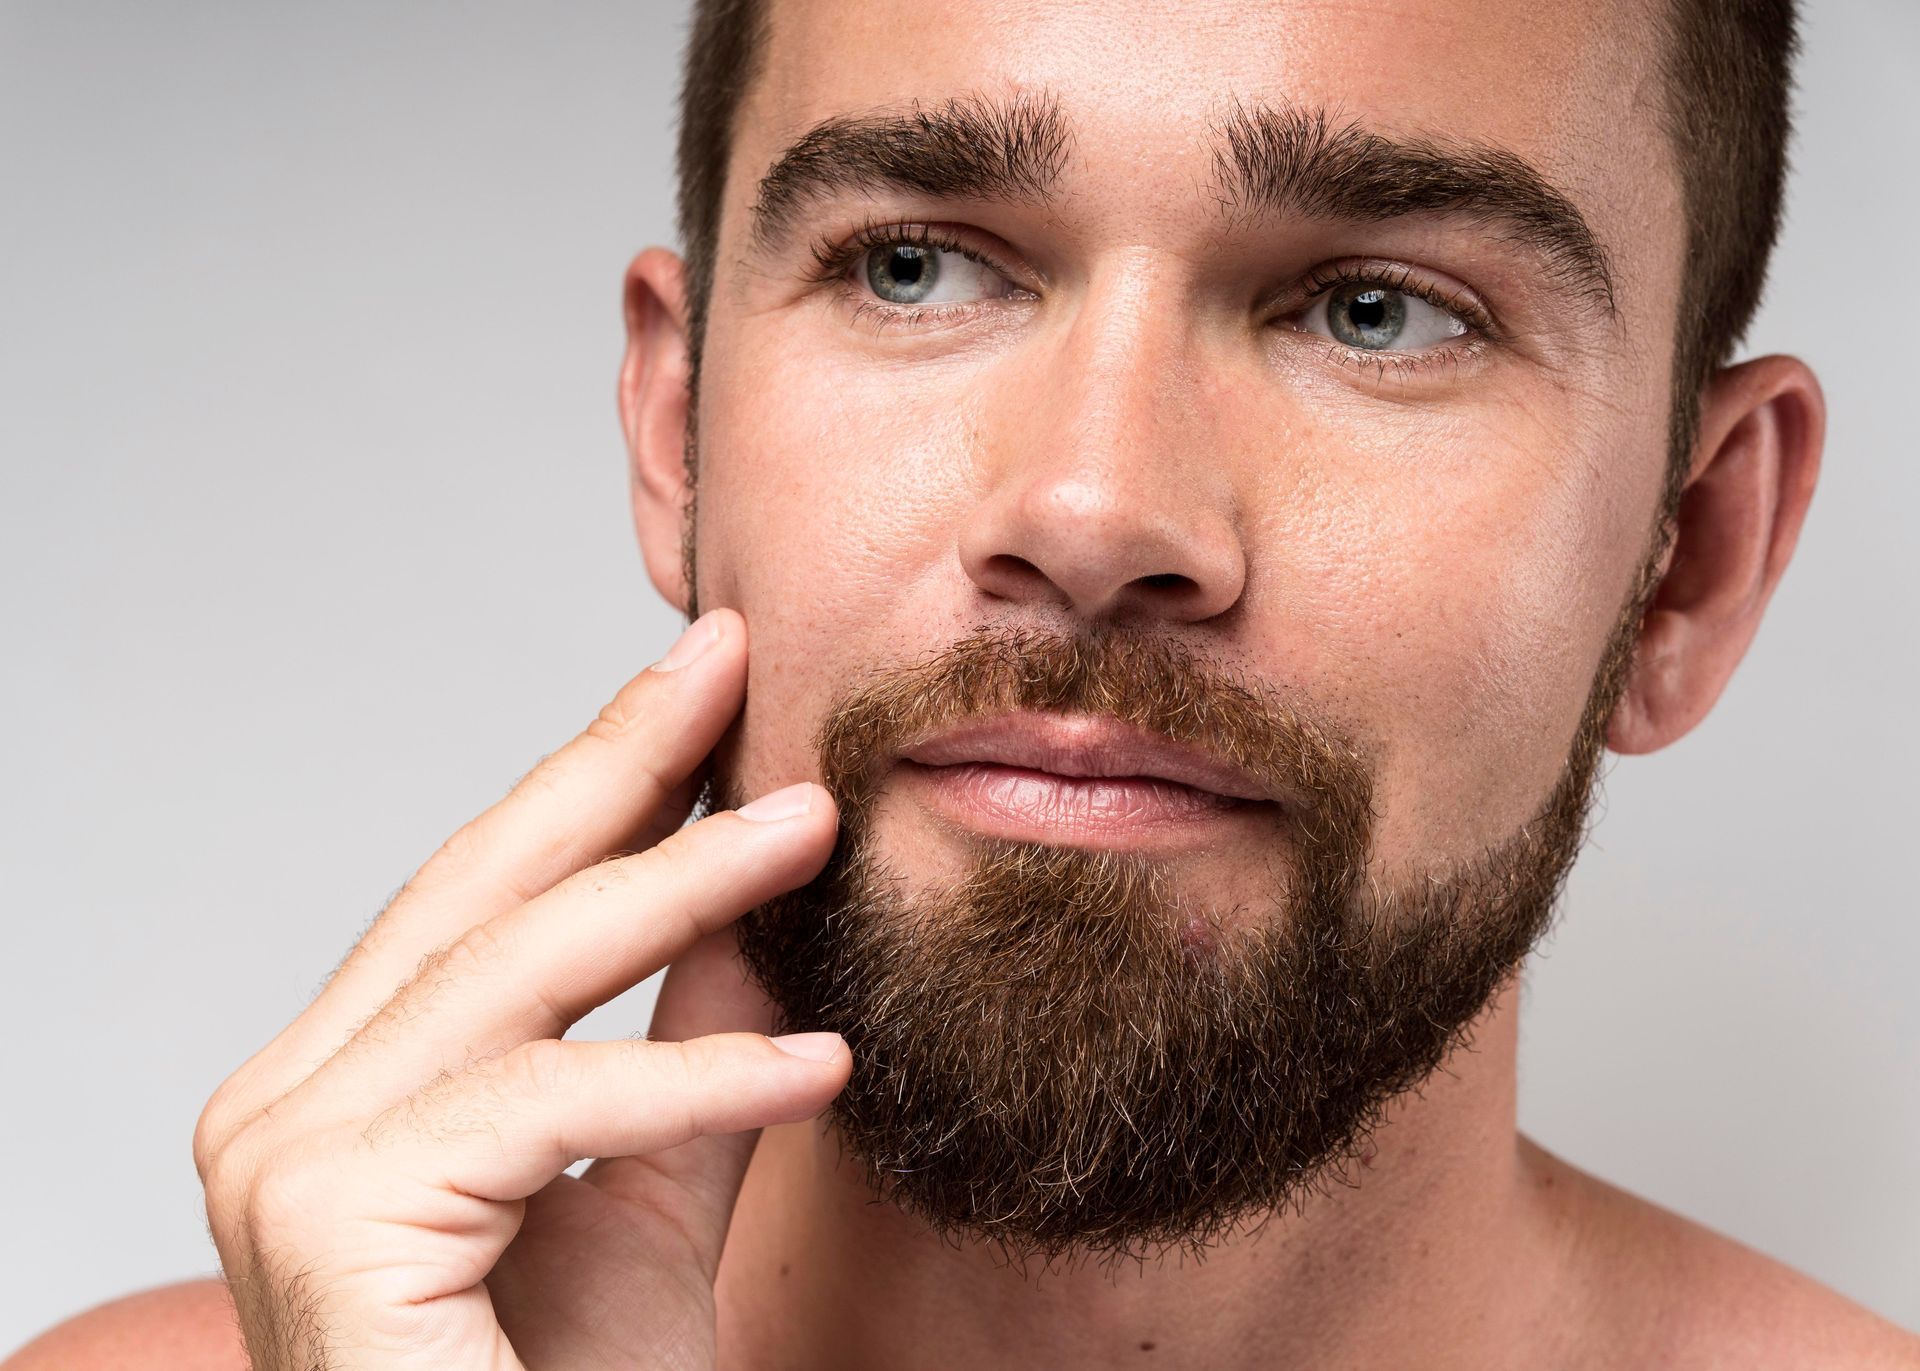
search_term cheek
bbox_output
[695,310,1661,871]
[691,340,986,795]
[1246,400,1643,873]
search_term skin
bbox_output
[7,0,1917,1367]
[622,0,1904,1365]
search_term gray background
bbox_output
[2,0,1915,1351]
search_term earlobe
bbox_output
[1605,354,1825,756]
[619,246,696,613]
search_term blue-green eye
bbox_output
[1309,280,1467,351]
[1329,283,1404,348]
[866,244,939,303]
[860,240,1015,307]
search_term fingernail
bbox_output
[650,612,721,672]
[770,1031,844,1061]
[736,782,814,823]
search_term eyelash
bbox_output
[1292,260,1497,381]
[803,216,1025,334]
[802,217,1496,378]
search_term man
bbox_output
[12,0,1918,1366]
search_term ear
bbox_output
[619,246,696,614]
[1606,354,1825,754]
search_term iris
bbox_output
[1328,281,1407,349]
[867,244,938,304]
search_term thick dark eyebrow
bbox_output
[746,88,1616,321]
[1207,98,1618,318]
[747,90,1071,253]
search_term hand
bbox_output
[192,609,848,1370]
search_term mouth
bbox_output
[893,710,1280,849]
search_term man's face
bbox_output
[676,0,1685,1257]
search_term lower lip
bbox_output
[896,760,1269,848]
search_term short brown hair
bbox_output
[671,0,1799,522]
[1653,0,1799,517]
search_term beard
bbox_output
[688,448,1670,1266]
[707,569,1660,1269]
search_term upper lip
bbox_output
[897,710,1276,803]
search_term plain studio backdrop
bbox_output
[2,0,1916,1350]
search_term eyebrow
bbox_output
[746,89,1616,318]
[1208,99,1618,317]
[747,91,1073,253]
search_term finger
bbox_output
[283,785,837,1115]
[406,609,744,906]
[217,609,748,1120]
[370,1031,851,1210]
[576,922,785,1233]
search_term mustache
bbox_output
[812,623,1377,859]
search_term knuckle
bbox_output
[194,1074,281,1190]
[565,849,710,942]
[586,678,652,746]
[211,1129,335,1261]
[363,1063,457,1152]
[636,833,693,875]
[197,1123,257,1215]
[192,1083,242,1182]
[612,1034,666,1085]
[359,1086,421,1154]
[647,812,737,879]
[430,918,515,986]
[571,850,650,901]
[433,815,491,873]
[244,1145,329,1250]
[191,1110,227,1186]
[427,815,547,908]
[500,1037,572,1101]
[661,1033,731,1097]
[510,754,569,812]
[593,839,710,938]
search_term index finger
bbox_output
[229,608,750,1105]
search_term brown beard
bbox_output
[708,534,1666,1270]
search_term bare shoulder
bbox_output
[3,1278,246,1370]
[1521,1137,1920,1369]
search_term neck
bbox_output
[714,980,1575,1371]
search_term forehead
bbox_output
[736,0,1679,288]
[752,0,1664,147]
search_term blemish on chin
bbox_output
[1178,908,1220,959]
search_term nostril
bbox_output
[1139,572,1194,593]
[981,553,1050,590]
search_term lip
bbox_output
[901,712,1274,799]
[894,710,1281,846]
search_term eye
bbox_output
[861,241,1017,307]
[1301,279,1469,352]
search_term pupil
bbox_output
[889,247,926,285]
[868,243,939,303]
[1349,291,1387,329]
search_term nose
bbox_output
[957,275,1247,626]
